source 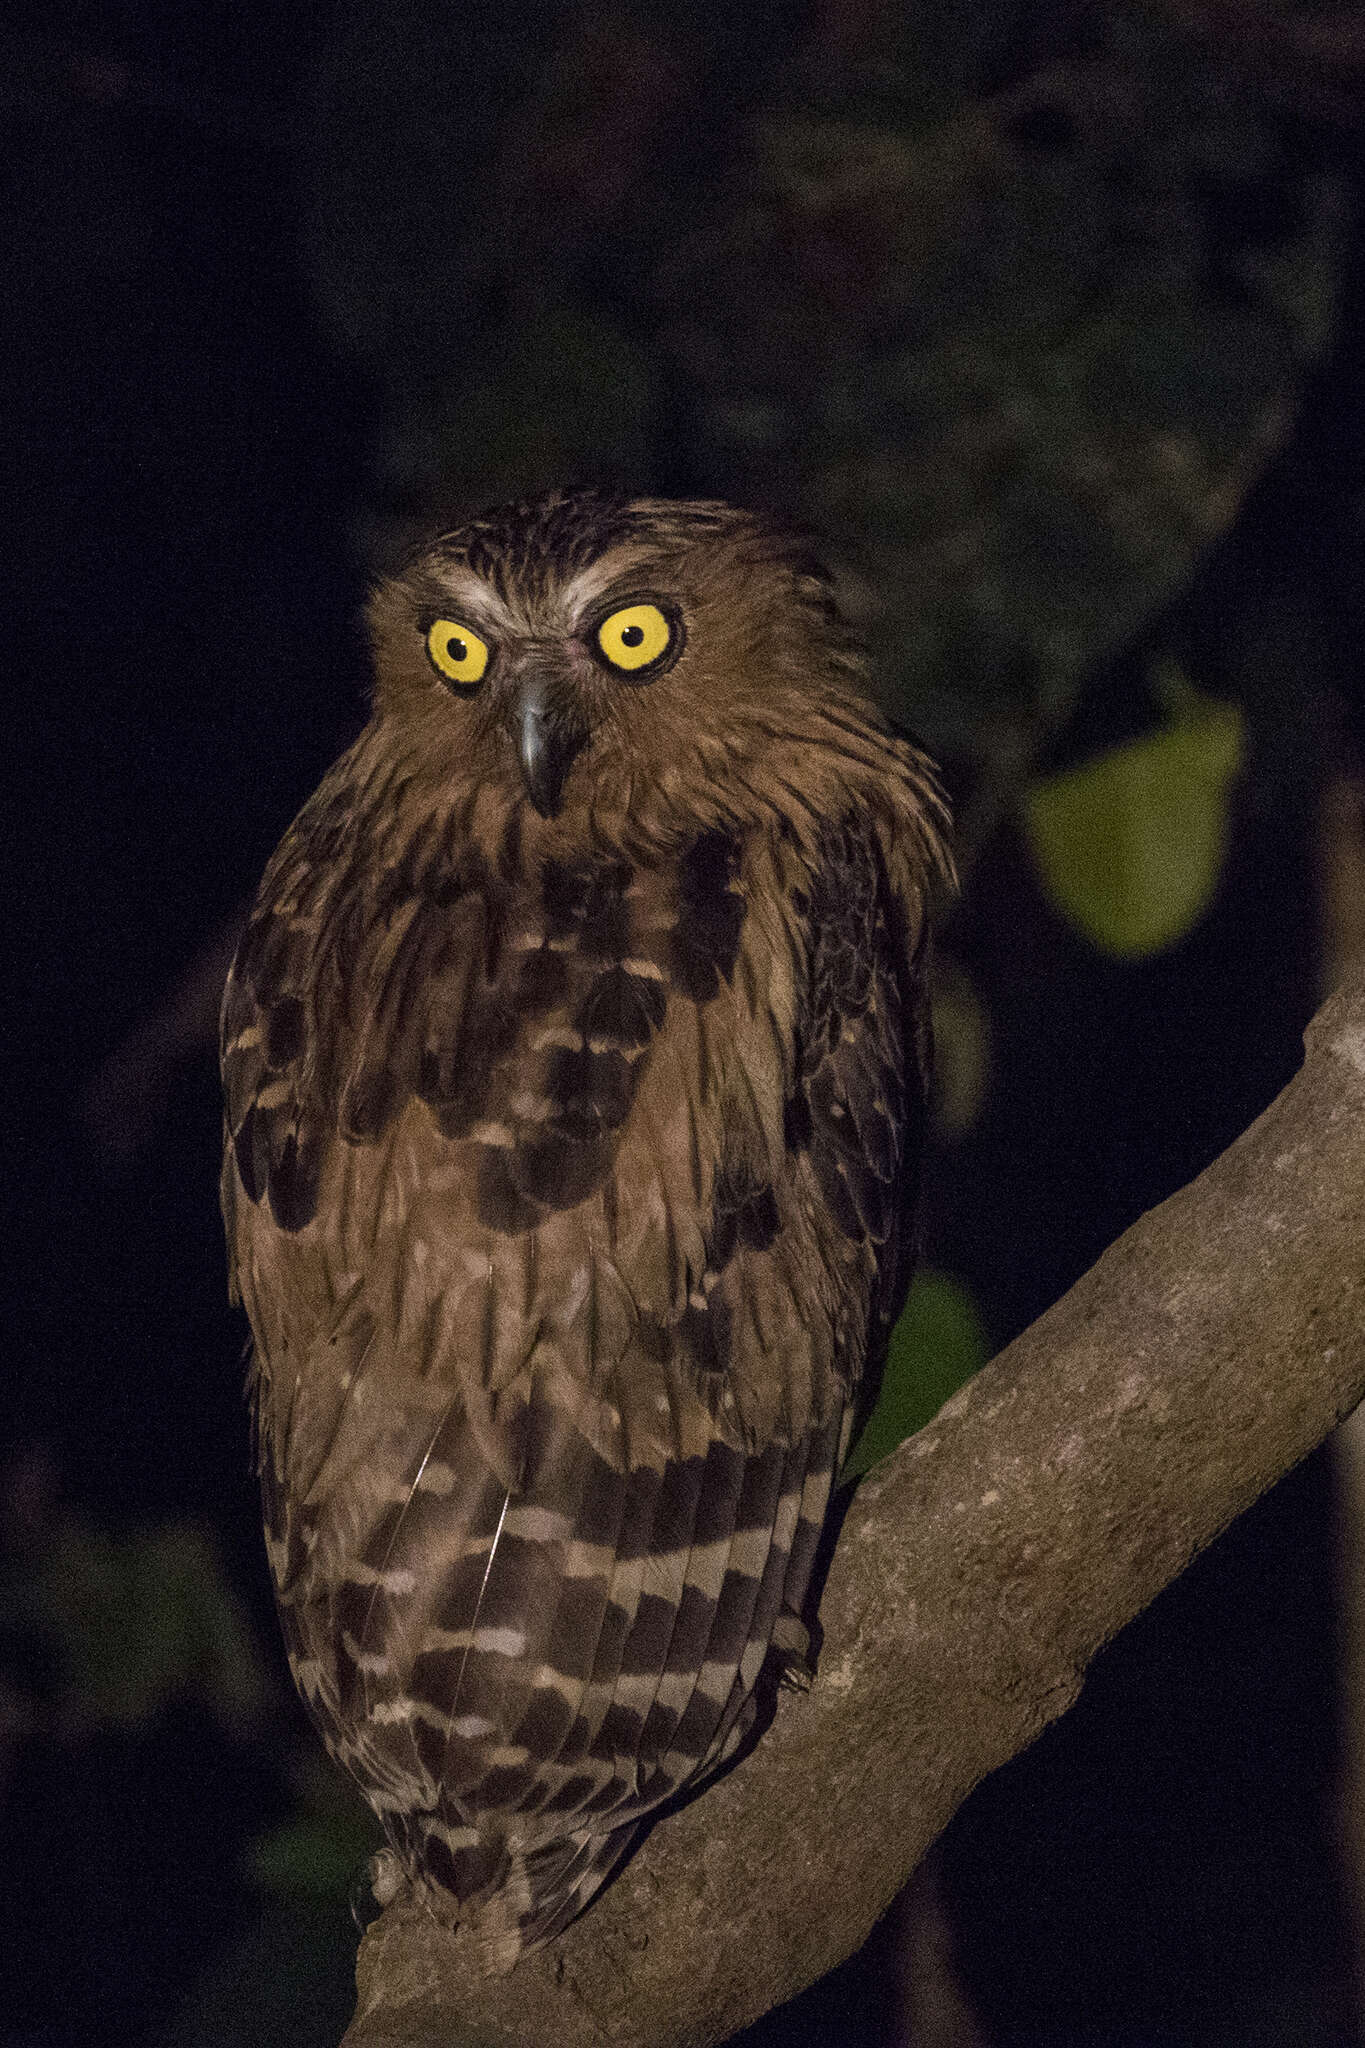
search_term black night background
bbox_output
[4,4,1365,2044]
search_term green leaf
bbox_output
[1022,674,1244,957]
[843,1269,989,1479]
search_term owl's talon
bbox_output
[770,1611,814,1691]
[351,1848,405,1930]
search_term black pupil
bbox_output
[621,624,645,647]
[448,635,468,662]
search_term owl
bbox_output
[220,489,949,1968]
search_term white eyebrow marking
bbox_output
[560,547,658,618]
[420,569,517,633]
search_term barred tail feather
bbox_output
[476,1822,642,1972]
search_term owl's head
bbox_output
[365,490,872,824]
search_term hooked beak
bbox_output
[516,676,585,818]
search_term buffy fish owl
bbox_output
[220,489,949,1967]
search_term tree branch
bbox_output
[340,970,1365,2048]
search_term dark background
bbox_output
[3,4,1364,2044]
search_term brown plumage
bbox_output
[220,489,950,1968]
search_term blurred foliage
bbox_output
[852,673,1246,1469]
[930,953,993,1137]
[151,1898,361,2048]
[0,1448,378,2046]
[0,1455,269,1741]
[846,1270,992,1480]
[303,0,1343,789]
[665,71,1338,768]
[1023,664,1246,956]
[250,1754,381,1900]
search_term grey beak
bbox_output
[516,679,583,818]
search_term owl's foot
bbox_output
[770,1610,814,1691]
[351,1848,406,1931]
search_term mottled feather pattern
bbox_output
[221,490,948,1968]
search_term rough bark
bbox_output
[340,969,1365,2048]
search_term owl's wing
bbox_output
[787,810,933,1430]
[222,777,929,1965]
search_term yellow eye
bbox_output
[426,619,490,690]
[595,602,677,675]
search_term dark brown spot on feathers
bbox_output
[419,1829,502,1899]
[586,1597,631,1684]
[475,1148,544,1235]
[515,1687,575,1755]
[233,910,283,1002]
[512,1128,612,1211]
[411,1711,454,1782]
[739,1184,780,1250]
[591,1702,645,1758]
[551,1438,626,1551]
[663,1581,720,1674]
[635,1316,673,1365]
[540,1770,599,1815]
[268,1126,323,1232]
[232,1104,263,1203]
[472,1763,538,1812]
[665,1683,730,1767]
[542,1589,604,1685]
[548,1044,635,1128]
[649,1455,706,1553]
[613,1462,667,1562]
[541,858,634,957]
[711,1159,780,1271]
[678,1293,730,1377]
[783,1089,813,1153]
[813,1148,864,1241]
[424,851,489,910]
[707,1568,768,1666]
[617,1593,680,1675]
[575,966,666,1048]
[265,997,305,1067]
[670,829,746,1002]
[690,1442,748,1546]
[341,1066,400,1143]
[516,946,571,1008]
